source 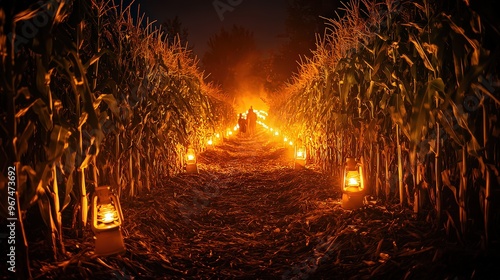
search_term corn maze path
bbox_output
[148,128,342,279]
[30,128,493,279]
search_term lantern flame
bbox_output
[295,146,306,160]
[102,212,115,223]
[348,177,359,186]
[186,148,196,163]
[98,204,117,224]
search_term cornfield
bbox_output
[2,0,500,277]
[272,0,500,245]
[0,0,233,274]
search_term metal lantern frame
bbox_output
[91,186,125,256]
[341,158,365,209]
[294,144,307,169]
[185,147,198,173]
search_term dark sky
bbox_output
[126,0,288,57]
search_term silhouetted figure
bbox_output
[238,113,247,135]
[247,106,257,136]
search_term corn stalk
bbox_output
[272,0,500,244]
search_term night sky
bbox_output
[126,0,289,57]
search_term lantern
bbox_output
[294,142,306,169]
[91,186,125,256]
[341,158,365,209]
[185,147,198,173]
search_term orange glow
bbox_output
[296,147,306,159]
[98,204,117,224]
[186,148,196,163]
[102,212,115,223]
[344,168,363,192]
[348,177,359,186]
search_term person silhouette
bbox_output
[238,113,247,135]
[247,106,257,136]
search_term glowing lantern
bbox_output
[274,131,279,136]
[91,186,125,256]
[341,158,365,209]
[294,141,306,169]
[207,138,213,146]
[186,147,198,173]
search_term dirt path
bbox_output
[160,130,341,279]
[31,128,488,279]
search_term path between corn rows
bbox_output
[33,129,490,279]
[125,129,346,279]
[116,129,470,280]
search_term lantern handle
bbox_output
[94,186,112,204]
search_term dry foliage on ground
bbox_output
[26,131,496,279]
